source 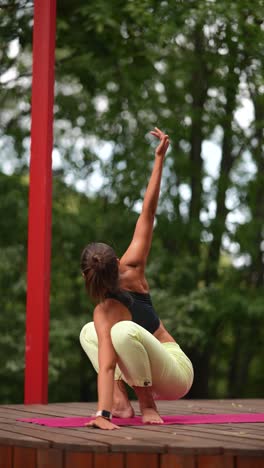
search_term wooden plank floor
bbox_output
[0,399,263,468]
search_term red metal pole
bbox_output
[24,0,56,404]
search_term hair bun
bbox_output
[92,254,102,271]
[92,254,100,263]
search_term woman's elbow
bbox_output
[100,364,116,374]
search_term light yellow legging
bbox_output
[80,320,194,400]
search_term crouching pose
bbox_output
[80,128,194,430]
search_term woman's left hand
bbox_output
[85,416,120,430]
[150,127,170,158]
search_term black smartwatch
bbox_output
[95,410,112,420]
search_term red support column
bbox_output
[24,0,57,404]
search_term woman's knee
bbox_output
[110,320,138,348]
[79,321,95,348]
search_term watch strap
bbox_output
[95,410,112,420]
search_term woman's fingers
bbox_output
[150,129,169,140]
[150,131,159,137]
[159,136,169,149]
[164,138,170,149]
[155,127,168,137]
[155,133,170,157]
[150,128,170,157]
[85,418,120,430]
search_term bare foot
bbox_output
[112,380,135,418]
[133,385,163,424]
[142,408,164,425]
[112,406,135,418]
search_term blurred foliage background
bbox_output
[0,0,263,403]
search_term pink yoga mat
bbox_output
[17,413,264,427]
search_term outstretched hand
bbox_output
[85,416,120,430]
[150,127,170,158]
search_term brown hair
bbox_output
[80,242,119,302]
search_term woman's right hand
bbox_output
[85,416,120,430]
[150,127,170,158]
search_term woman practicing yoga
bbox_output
[80,127,194,430]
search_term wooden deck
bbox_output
[0,399,263,468]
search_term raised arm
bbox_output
[121,128,170,269]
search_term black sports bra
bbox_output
[106,290,160,334]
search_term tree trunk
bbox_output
[249,94,264,287]
[228,323,259,397]
[204,71,240,284]
[187,349,210,398]
[188,26,208,259]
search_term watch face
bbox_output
[96,410,112,420]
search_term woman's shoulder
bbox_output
[93,301,125,333]
[93,302,107,319]
[119,263,149,287]
[96,292,134,314]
